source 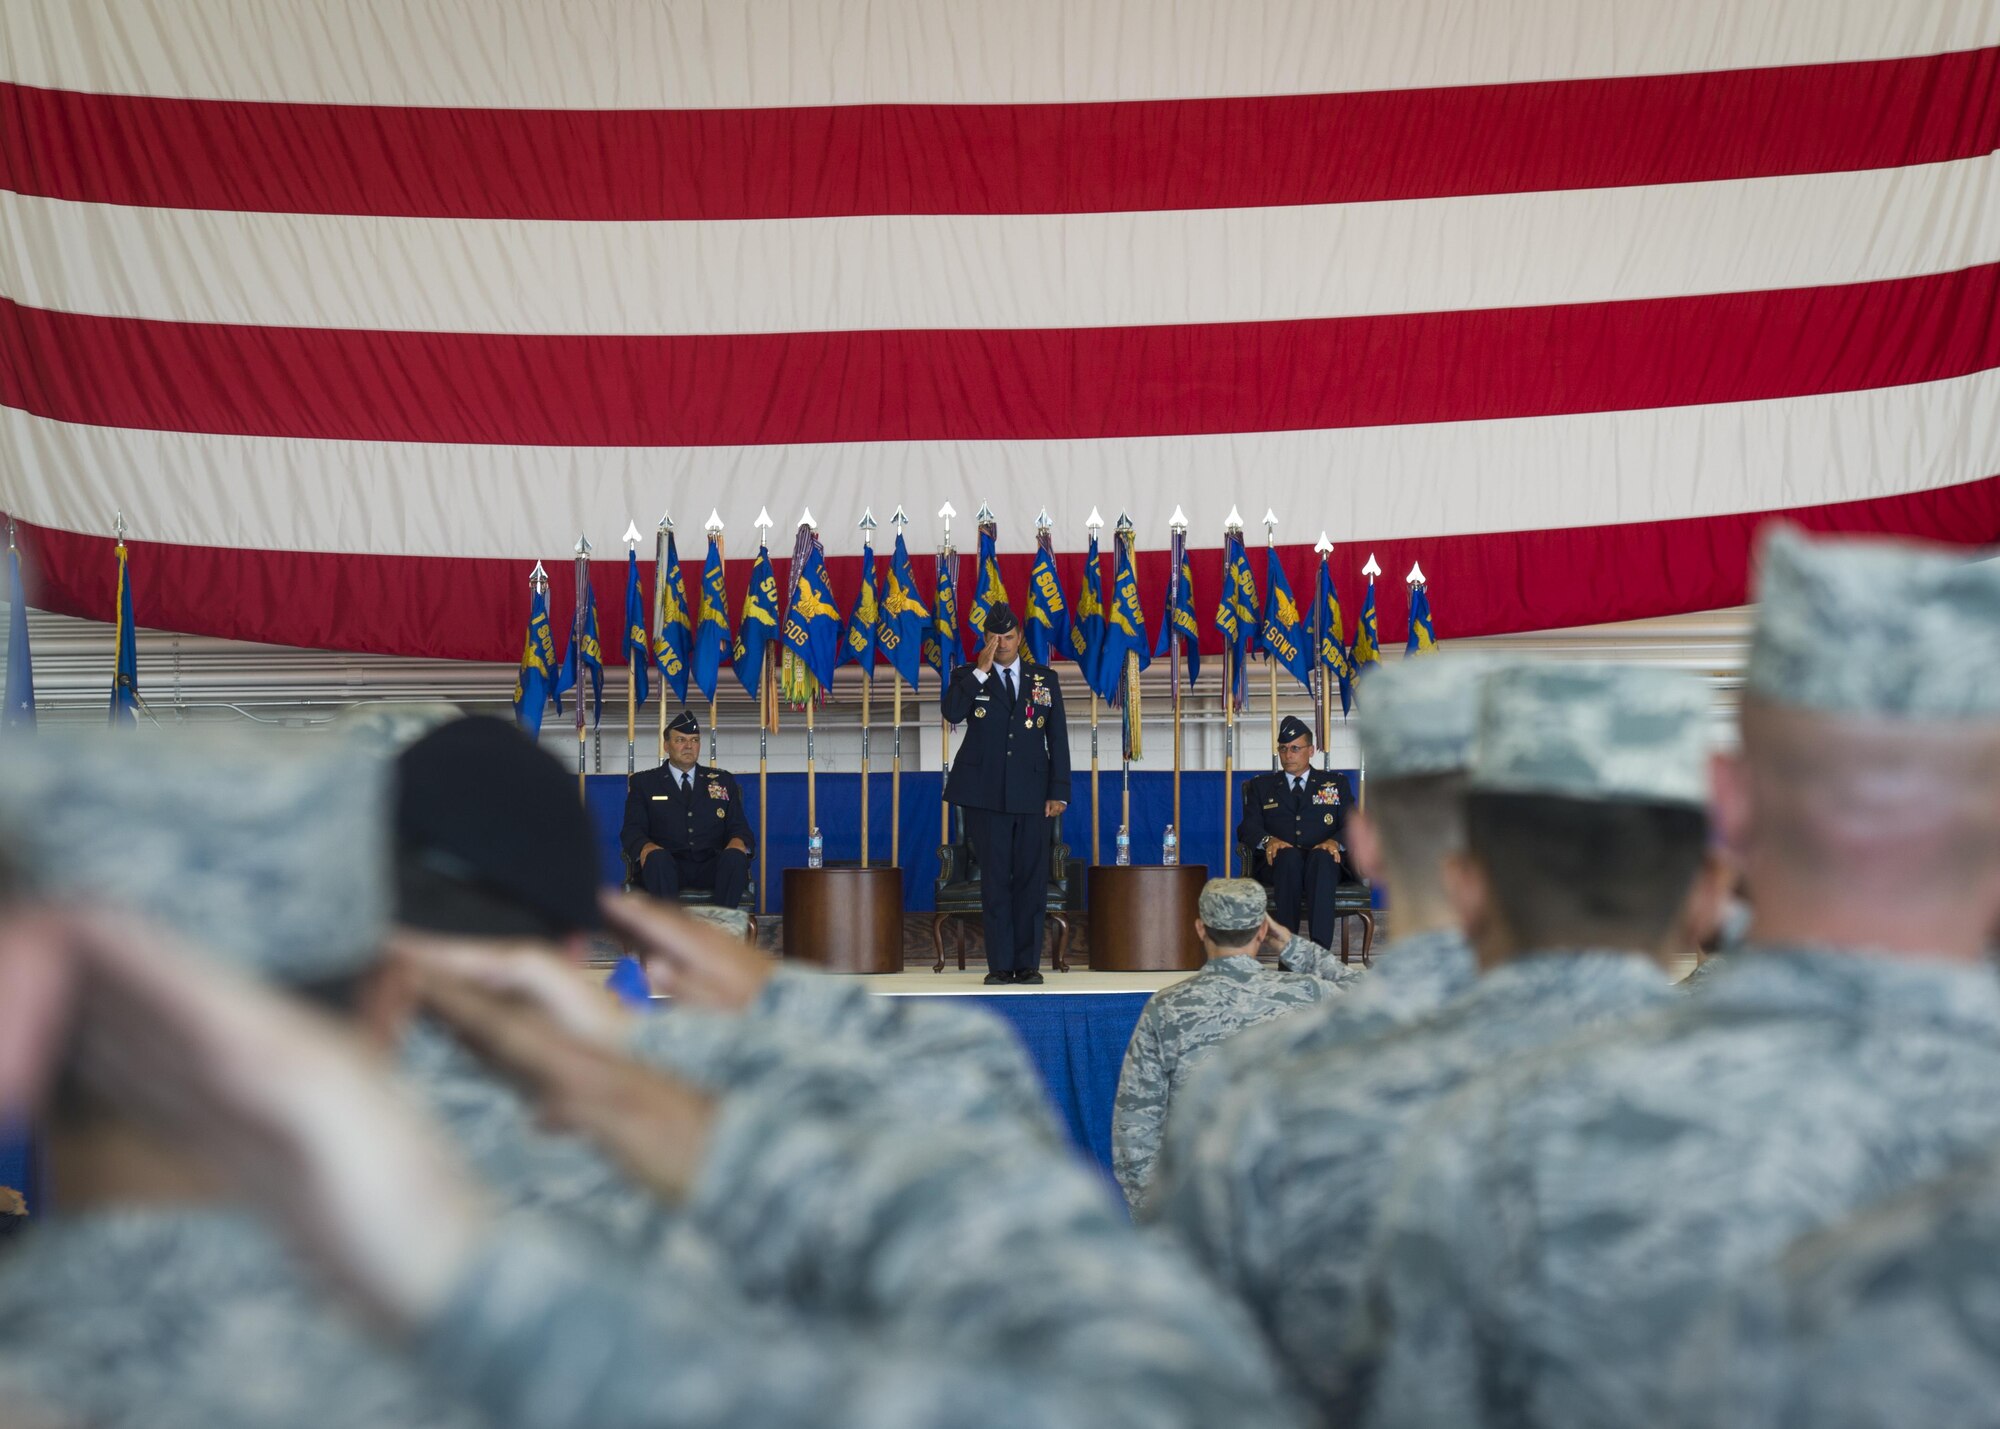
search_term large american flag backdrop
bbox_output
[3,2,1997,662]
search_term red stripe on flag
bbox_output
[10,478,1998,661]
[5,48,1996,219]
[7,265,1999,446]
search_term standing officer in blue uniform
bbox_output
[1238,715,1357,947]
[940,603,1072,984]
[621,709,754,909]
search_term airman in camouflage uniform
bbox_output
[413,1061,1303,1429]
[1164,660,1715,1420]
[1111,877,1330,1209]
[0,733,486,1429]
[1146,655,1492,1221]
[1362,527,2000,1429]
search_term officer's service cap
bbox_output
[667,709,701,736]
[1470,662,1709,809]
[396,717,602,937]
[1278,715,1313,746]
[983,602,1020,636]
[1356,653,1496,779]
[1199,878,1271,934]
[0,731,389,982]
[1747,524,2000,721]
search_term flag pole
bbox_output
[653,511,671,757]
[1116,512,1135,842]
[937,502,957,850]
[890,504,909,867]
[573,533,591,801]
[797,509,820,844]
[1223,506,1244,875]
[1263,509,1280,771]
[857,508,877,868]
[705,511,724,769]
[1314,531,1333,769]
[1168,507,1187,840]
[755,508,774,915]
[1086,508,1103,865]
[624,522,641,775]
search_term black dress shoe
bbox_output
[1015,970,1045,985]
[982,971,1010,985]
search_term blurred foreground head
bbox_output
[1725,527,2000,958]
[391,716,602,948]
[1457,662,1715,962]
[1349,653,1495,921]
[0,730,390,987]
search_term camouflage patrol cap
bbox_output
[1470,662,1709,808]
[1357,653,1496,778]
[1198,878,1270,933]
[1747,524,2000,720]
[0,731,389,982]
[684,904,751,940]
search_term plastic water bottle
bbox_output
[1161,824,1179,866]
[807,827,824,869]
[1115,825,1132,866]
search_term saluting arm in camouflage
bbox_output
[420,1077,1304,1429]
[1275,930,1367,987]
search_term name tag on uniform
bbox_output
[651,794,673,801]
[1262,800,1279,808]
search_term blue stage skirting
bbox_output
[927,993,1148,1182]
[587,767,1363,914]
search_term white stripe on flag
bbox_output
[6,368,1995,559]
[5,157,1995,336]
[5,0,1992,107]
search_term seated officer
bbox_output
[1238,715,1358,947]
[621,709,753,909]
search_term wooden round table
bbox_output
[1087,864,1209,971]
[781,865,905,973]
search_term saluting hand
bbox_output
[976,631,1000,673]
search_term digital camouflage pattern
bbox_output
[1356,653,1495,778]
[1469,662,1710,807]
[1747,524,2000,720]
[1147,927,1475,1223]
[0,731,389,981]
[1676,1140,2000,1429]
[405,957,1066,1272]
[1275,930,1371,987]
[1364,949,2000,1429]
[1111,953,1328,1209]
[1199,876,1275,931]
[0,1208,485,1429]
[418,1064,1301,1429]
[1167,952,1673,1421]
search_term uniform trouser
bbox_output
[640,846,750,910]
[1267,845,1347,948]
[963,807,1051,974]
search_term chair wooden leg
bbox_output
[1340,917,1353,964]
[1360,912,1375,965]
[1049,914,1070,972]
[957,915,968,972]
[931,914,947,973]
